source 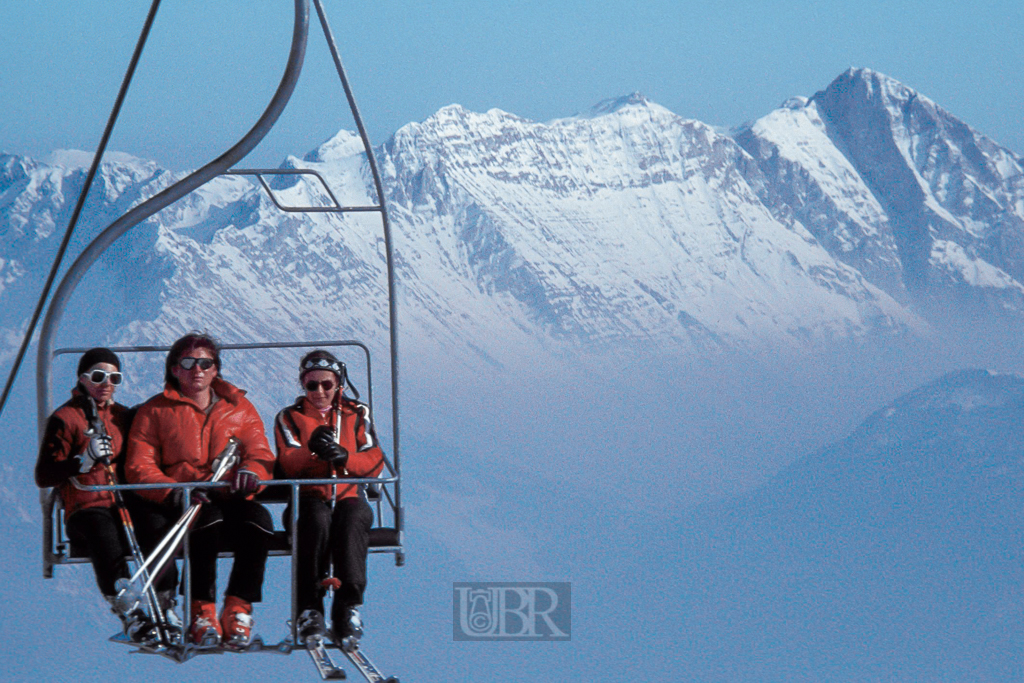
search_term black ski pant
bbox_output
[67,503,178,598]
[189,497,273,604]
[66,506,130,597]
[286,495,373,616]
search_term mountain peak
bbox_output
[45,149,156,171]
[887,368,1024,415]
[589,92,651,115]
[304,129,365,163]
[434,103,470,118]
[816,67,920,109]
[393,103,532,141]
[780,96,809,110]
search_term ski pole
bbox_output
[135,507,200,598]
[133,449,241,598]
[326,406,344,600]
[332,405,342,504]
[82,397,171,643]
[100,461,173,644]
[125,502,196,586]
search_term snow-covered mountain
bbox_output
[736,68,1024,317]
[2,68,1023,374]
[378,89,924,357]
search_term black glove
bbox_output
[167,487,210,509]
[231,469,260,496]
[77,434,113,473]
[307,426,349,467]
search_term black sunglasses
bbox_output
[304,379,336,393]
[82,369,123,386]
[178,357,216,371]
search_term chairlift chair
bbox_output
[35,0,404,674]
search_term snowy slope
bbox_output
[379,94,918,358]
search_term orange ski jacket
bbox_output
[35,389,133,516]
[126,377,275,503]
[274,395,384,502]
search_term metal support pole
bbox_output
[182,488,192,647]
[313,0,403,554]
[290,483,300,644]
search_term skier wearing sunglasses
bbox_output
[35,348,173,643]
[273,349,385,645]
[125,333,276,649]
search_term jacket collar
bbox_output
[164,376,245,408]
[70,386,114,410]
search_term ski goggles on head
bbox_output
[302,357,345,374]
[301,357,346,381]
[304,379,337,393]
[178,357,216,371]
[82,369,123,386]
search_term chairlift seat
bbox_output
[45,487,401,575]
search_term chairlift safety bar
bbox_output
[70,476,399,492]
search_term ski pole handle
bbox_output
[211,437,241,480]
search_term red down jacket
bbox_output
[126,377,275,503]
[274,395,384,502]
[35,389,133,516]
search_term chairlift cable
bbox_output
[0,0,163,420]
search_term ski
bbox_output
[307,636,347,680]
[339,638,399,683]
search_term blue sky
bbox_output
[1,0,1021,170]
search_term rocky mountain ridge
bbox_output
[1,68,1022,374]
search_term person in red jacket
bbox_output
[274,349,384,644]
[126,333,275,649]
[35,348,174,643]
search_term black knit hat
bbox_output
[77,347,121,376]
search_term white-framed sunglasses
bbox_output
[81,369,124,386]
